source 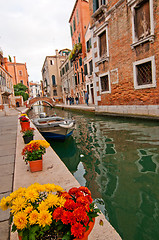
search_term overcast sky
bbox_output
[0,0,75,83]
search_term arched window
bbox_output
[52,75,56,86]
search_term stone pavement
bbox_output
[0,108,19,240]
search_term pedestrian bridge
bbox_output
[26,96,55,108]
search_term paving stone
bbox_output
[0,192,11,221]
[0,155,15,165]
[0,220,10,240]
[0,175,13,193]
[0,148,15,157]
[0,163,14,176]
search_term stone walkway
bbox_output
[0,108,19,240]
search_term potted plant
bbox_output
[19,114,30,131]
[22,140,50,172]
[22,127,35,144]
[0,183,100,240]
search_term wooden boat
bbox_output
[33,113,75,140]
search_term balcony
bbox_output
[0,85,13,95]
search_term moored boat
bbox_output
[33,113,75,140]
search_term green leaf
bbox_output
[11,224,17,232]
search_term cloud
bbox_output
[0,0,75,82]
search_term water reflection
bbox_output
[28,106,159,240]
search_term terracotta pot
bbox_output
[74,218,95,240]
[29,159,43,172]
[23,135,34,144]
[18,218,95,240]
[20,121,30,131]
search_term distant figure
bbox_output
[72,97,74,105]
[66,95,69,105]
[75,95,79,105]
[69,96,72,105]
[85,91,89,106]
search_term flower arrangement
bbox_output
[19,116,30,122]
[22,128,35,137]
[0,183,100,240]
[22,140,50,163]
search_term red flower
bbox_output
[71,222,86,239]
[60,192,72,199]
[61,211,76,225]
[68,187,79,195]
[73,207,88,222]
[52,207,64,221]
[64,199,77,211]
[79,186,91,196]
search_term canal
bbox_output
[28,105,159,240]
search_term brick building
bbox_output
[89,0,159,114]
[69,0,90,104]
[6,56,29,88]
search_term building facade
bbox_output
[89,0,159,111]
[60,54,75,104]
[69,0,90,104]
[41,49,70,102]
[6,56,29,88]
[83,24,95,104]
[0,50,15,109]
[29,81,42,98]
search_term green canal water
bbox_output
[29,106,159,240]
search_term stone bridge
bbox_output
[26,97,55,108]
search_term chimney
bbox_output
[55,49,58,56]
[14,56,16,63]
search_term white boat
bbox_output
[33,113,75,140]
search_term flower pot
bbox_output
[29,159,43,172]
[20,121,30,131]
[74,218,95,240]
[23,135,34,144]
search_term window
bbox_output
[70,25,73,37]
[50,60,54,65]
[53,90,57,96]
[77,9,79,25]
[89,60,93,75]
[19,70,23,76]
[78,33,81,43]
[81,68,84,82]
[84,64,88,75]
[99,72,110,93]
[73,17,76,32]
[20,80,23,84]
[75,74,77,85]
[99,31,106,57]
[93,0,106,12]
[133,56,156,89]
[130,0,154,47]
[79,58,82,66]
[86,38,92,52]
[52,75,56,86]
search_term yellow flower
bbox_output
[55,185,64,192]
[45,194,59,208]
[11,197,27,214]
[38,210,52,227]
[44,183,56,192]
[29,210,39,225]
[14,211,28,230]
[58,197,66,207]
[24,206,33,214]
[0,197,9,210]
[38,201,48,211]
[25,188,39,203]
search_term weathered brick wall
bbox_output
[91,0,159,106]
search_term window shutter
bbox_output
[99,31,106,57]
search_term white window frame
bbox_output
[99,71,111,94]
[95,22,109,65]
[133,56,156,90]
[129,0,154,48]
